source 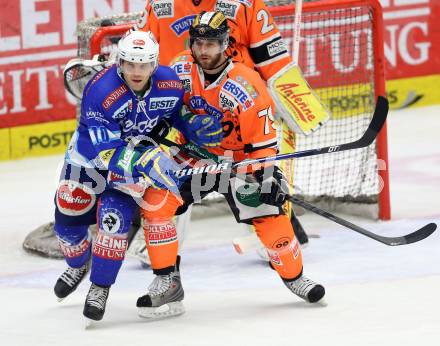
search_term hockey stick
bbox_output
[234,95,388,167]
[292,0,303,65]
[157,100,436,246]
[173,96,388,178]
[287,196,437,246]
[164,138,437,246]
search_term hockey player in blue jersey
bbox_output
[52,30,222,323]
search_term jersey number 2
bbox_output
[256,10,274,34]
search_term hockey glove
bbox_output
[181,111,223,148]
[254,165,290,207]
[134,146,182,195]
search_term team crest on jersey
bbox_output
[216,0,239,19]
[221,79,255,111]
[152,0,174,19]
[189,96,223,119]
[171,15,196,36]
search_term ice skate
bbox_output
[283,274,325,303]
[83,283,110,324]
[136,258,184,320]
[54,261,90,301]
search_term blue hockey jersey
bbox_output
[65,64,184,173]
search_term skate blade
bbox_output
[138,301,185,320]
[84,318,95,329]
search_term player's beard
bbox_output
[196,52,225,71]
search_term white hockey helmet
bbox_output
[117,30,159,67]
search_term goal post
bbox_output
[80,0,390,220]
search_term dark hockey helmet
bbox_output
[189,11,230,52]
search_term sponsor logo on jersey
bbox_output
[86,109,109,124]
[156,80,183,90]
[112,100,133,119]
[267,38,287,57]
[100,208,124,234]
[93,232,128,260]
[216,0,239,19]
[152,0,174,19]
[219,92,238,112]
[97,148,115,169]
[148,96,179,110]
[56,180,96,216]
[221,80,255,110]
[147,222,178,246]
[102,84,128,110]
[171,15,196,36]
[181,78,192,93]
[188,96,223,119]
[172,61,192,75]
[116,147,137,172]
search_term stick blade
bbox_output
[402,222,437,245]
[387,222,437,246]
[360,96,389,146]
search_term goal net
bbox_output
[76,0,390,220]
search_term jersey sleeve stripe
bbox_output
[249,35,289,66]
[253,53,290,68]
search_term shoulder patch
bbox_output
[171,15,196,36]
[235,75,258,99]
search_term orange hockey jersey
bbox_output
[137,0,291,81]
[171,51,277,162]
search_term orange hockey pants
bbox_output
[141,188,303,280]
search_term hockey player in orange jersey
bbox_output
[137,0,291,80]
[135,11,324,320]
[132,0,310,260]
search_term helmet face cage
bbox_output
[189,11,230,53]
[117,31,159,71]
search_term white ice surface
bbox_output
[1,106,440,346]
